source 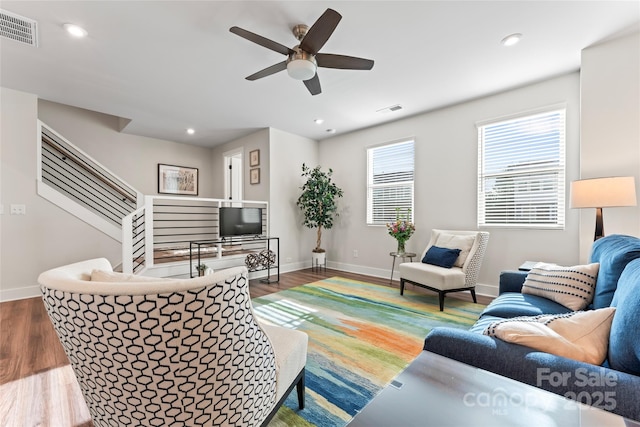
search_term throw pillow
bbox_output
[422,246,461,269]
[91,269,173,282]
[435,233,476,267]
[521,262,599,311]
[484,307,616,365]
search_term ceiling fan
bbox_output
[230,8,374,95]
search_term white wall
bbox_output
[38,100,215,197]
[268,128,318,271]
[319,73,582,295]
[1,89,121,300]
[210,129,270,201]
[579,31,640,261]
[0,93,219,300]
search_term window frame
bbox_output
[366,138,415,226]
[477,106,566,229]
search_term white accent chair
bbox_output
[39,259,307,427]
[399,229,489,311]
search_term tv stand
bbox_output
[189,236,279,283]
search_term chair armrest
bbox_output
[499,270,528,294]
[424,327,640,421]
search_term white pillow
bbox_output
[522,262,599,311]
[484,307,615,365]
[435,233,476,268]
[91,269,173,283]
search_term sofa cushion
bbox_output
[434,233,476,267]
[399,262,465,290]
[469,315,504,334]
[422,246,461,268]
[483,308,616,365]
[608,258,640,376]
[590,234,640,309]
[521,262,599,311]
[480,292,572,319]
[91,269,174,283]
[259,322,308,401]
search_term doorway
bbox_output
[224,149,243,204]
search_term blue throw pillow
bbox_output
[590,234,640,308]
[608,258,640,376]
[422,246,461,268]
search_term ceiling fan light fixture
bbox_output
[287,58,317,80]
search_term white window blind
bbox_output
[477,108,566,228]
[367,139,414,225]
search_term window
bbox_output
[477,108,566,228]
[367,139,414,225]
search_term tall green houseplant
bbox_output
[297,164,344,253]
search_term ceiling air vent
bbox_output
[0,9,38,47]
[376,104,403,114]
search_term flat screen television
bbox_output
[219,207,263,238]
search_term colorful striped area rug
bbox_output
[251,276,485,427]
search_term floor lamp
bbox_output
[570,176,637,241]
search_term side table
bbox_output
[389,252,416,285]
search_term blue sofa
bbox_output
[424,234,640,421]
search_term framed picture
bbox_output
[158,164,198,195]
[250,168,260,185]
[249,149,260,167]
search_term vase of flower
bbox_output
[387,208,415,255]
[397,240,406,255]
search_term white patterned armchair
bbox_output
[399,229,489,311]
[39,258,307,427]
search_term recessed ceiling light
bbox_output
[314,118,324,124]
[186,128,195,135]
[326,129,336,134]
[501,33,522,47]
[63,23,88,38]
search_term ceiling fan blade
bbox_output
[304,74,321,95]
[316,53,374,70]
[246,61,287,80]
[230,26,293,56]
[299,8,342,55]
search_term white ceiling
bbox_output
[1,1,638,147]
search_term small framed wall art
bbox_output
[158,163,198,195]
[250,168,260,185]
[249,149,260,167]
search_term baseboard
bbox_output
[0,285,41,302]
[476,282,498,298]
[327,261,394,282]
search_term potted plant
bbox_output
[195,263,208,277]
[296,163,344,267]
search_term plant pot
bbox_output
[312,251,326,268]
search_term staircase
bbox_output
[37,121,143,242]
[38,121,270,277]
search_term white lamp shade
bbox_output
[287,59,316,81]
[570,176,637,208]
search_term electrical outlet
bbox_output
[353,250,359,258]
[10,204,26,215]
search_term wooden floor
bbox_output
[0,268,491,426]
